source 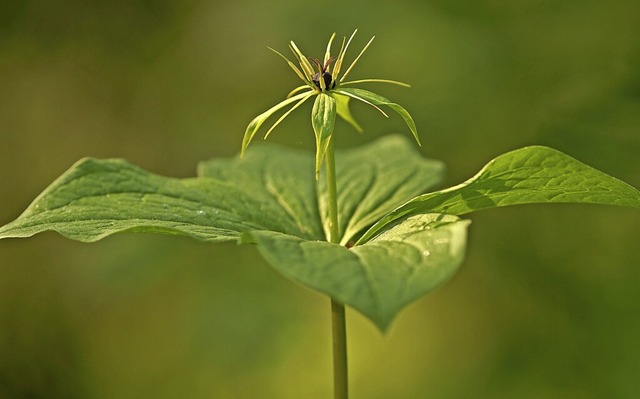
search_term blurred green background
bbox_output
[1,0,639,398]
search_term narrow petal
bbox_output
[268,47,310,84]
[333,29,357,80]
[242,91,314,156]
[340,79,411,88]
[339,35,375,83]
[264,91,315,139]
[289,41,315,81]
[331,36,346,76]
[324,32,336,65]
[287,85,312,98]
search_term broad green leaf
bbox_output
[311,93,337,179]
[197,143,323,240]
[334,87,421,146]
[360,145,640,243]
[245,213,470,331]
[0,135,450,330]
[318,135,445,245]
[0,145,324,242]
[5,136,636,331]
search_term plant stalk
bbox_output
[331,298,348,399]
[325,138,348,399]
[325,138,340,245]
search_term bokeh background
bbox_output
[1,0,639,398]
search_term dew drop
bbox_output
[196,210,206,216]
[422,250,431,257]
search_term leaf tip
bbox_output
[414,135,422,147]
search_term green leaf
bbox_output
[5,136,636,331]
[0,136,448,329]
[197,143,325,240]
[246,213,470,331]
[320,135,445,245]
[0,135,440,247]
[334,87,421,146]
[360,145,640,243]
[0,145,325,242]
[311,93,337,179]
[334,93,363,133]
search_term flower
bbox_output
[242,29,420,177]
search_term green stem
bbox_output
[331,298,348,399]
[325,138,348,399]
[325,138,340,244]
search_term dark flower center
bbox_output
[313,72,334,90]
[309,57,336,90]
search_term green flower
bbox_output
[242,29,421,177]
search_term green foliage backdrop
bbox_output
[1,0,639,398]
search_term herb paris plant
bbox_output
[1,30,639,399]
[242,29,420,178]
